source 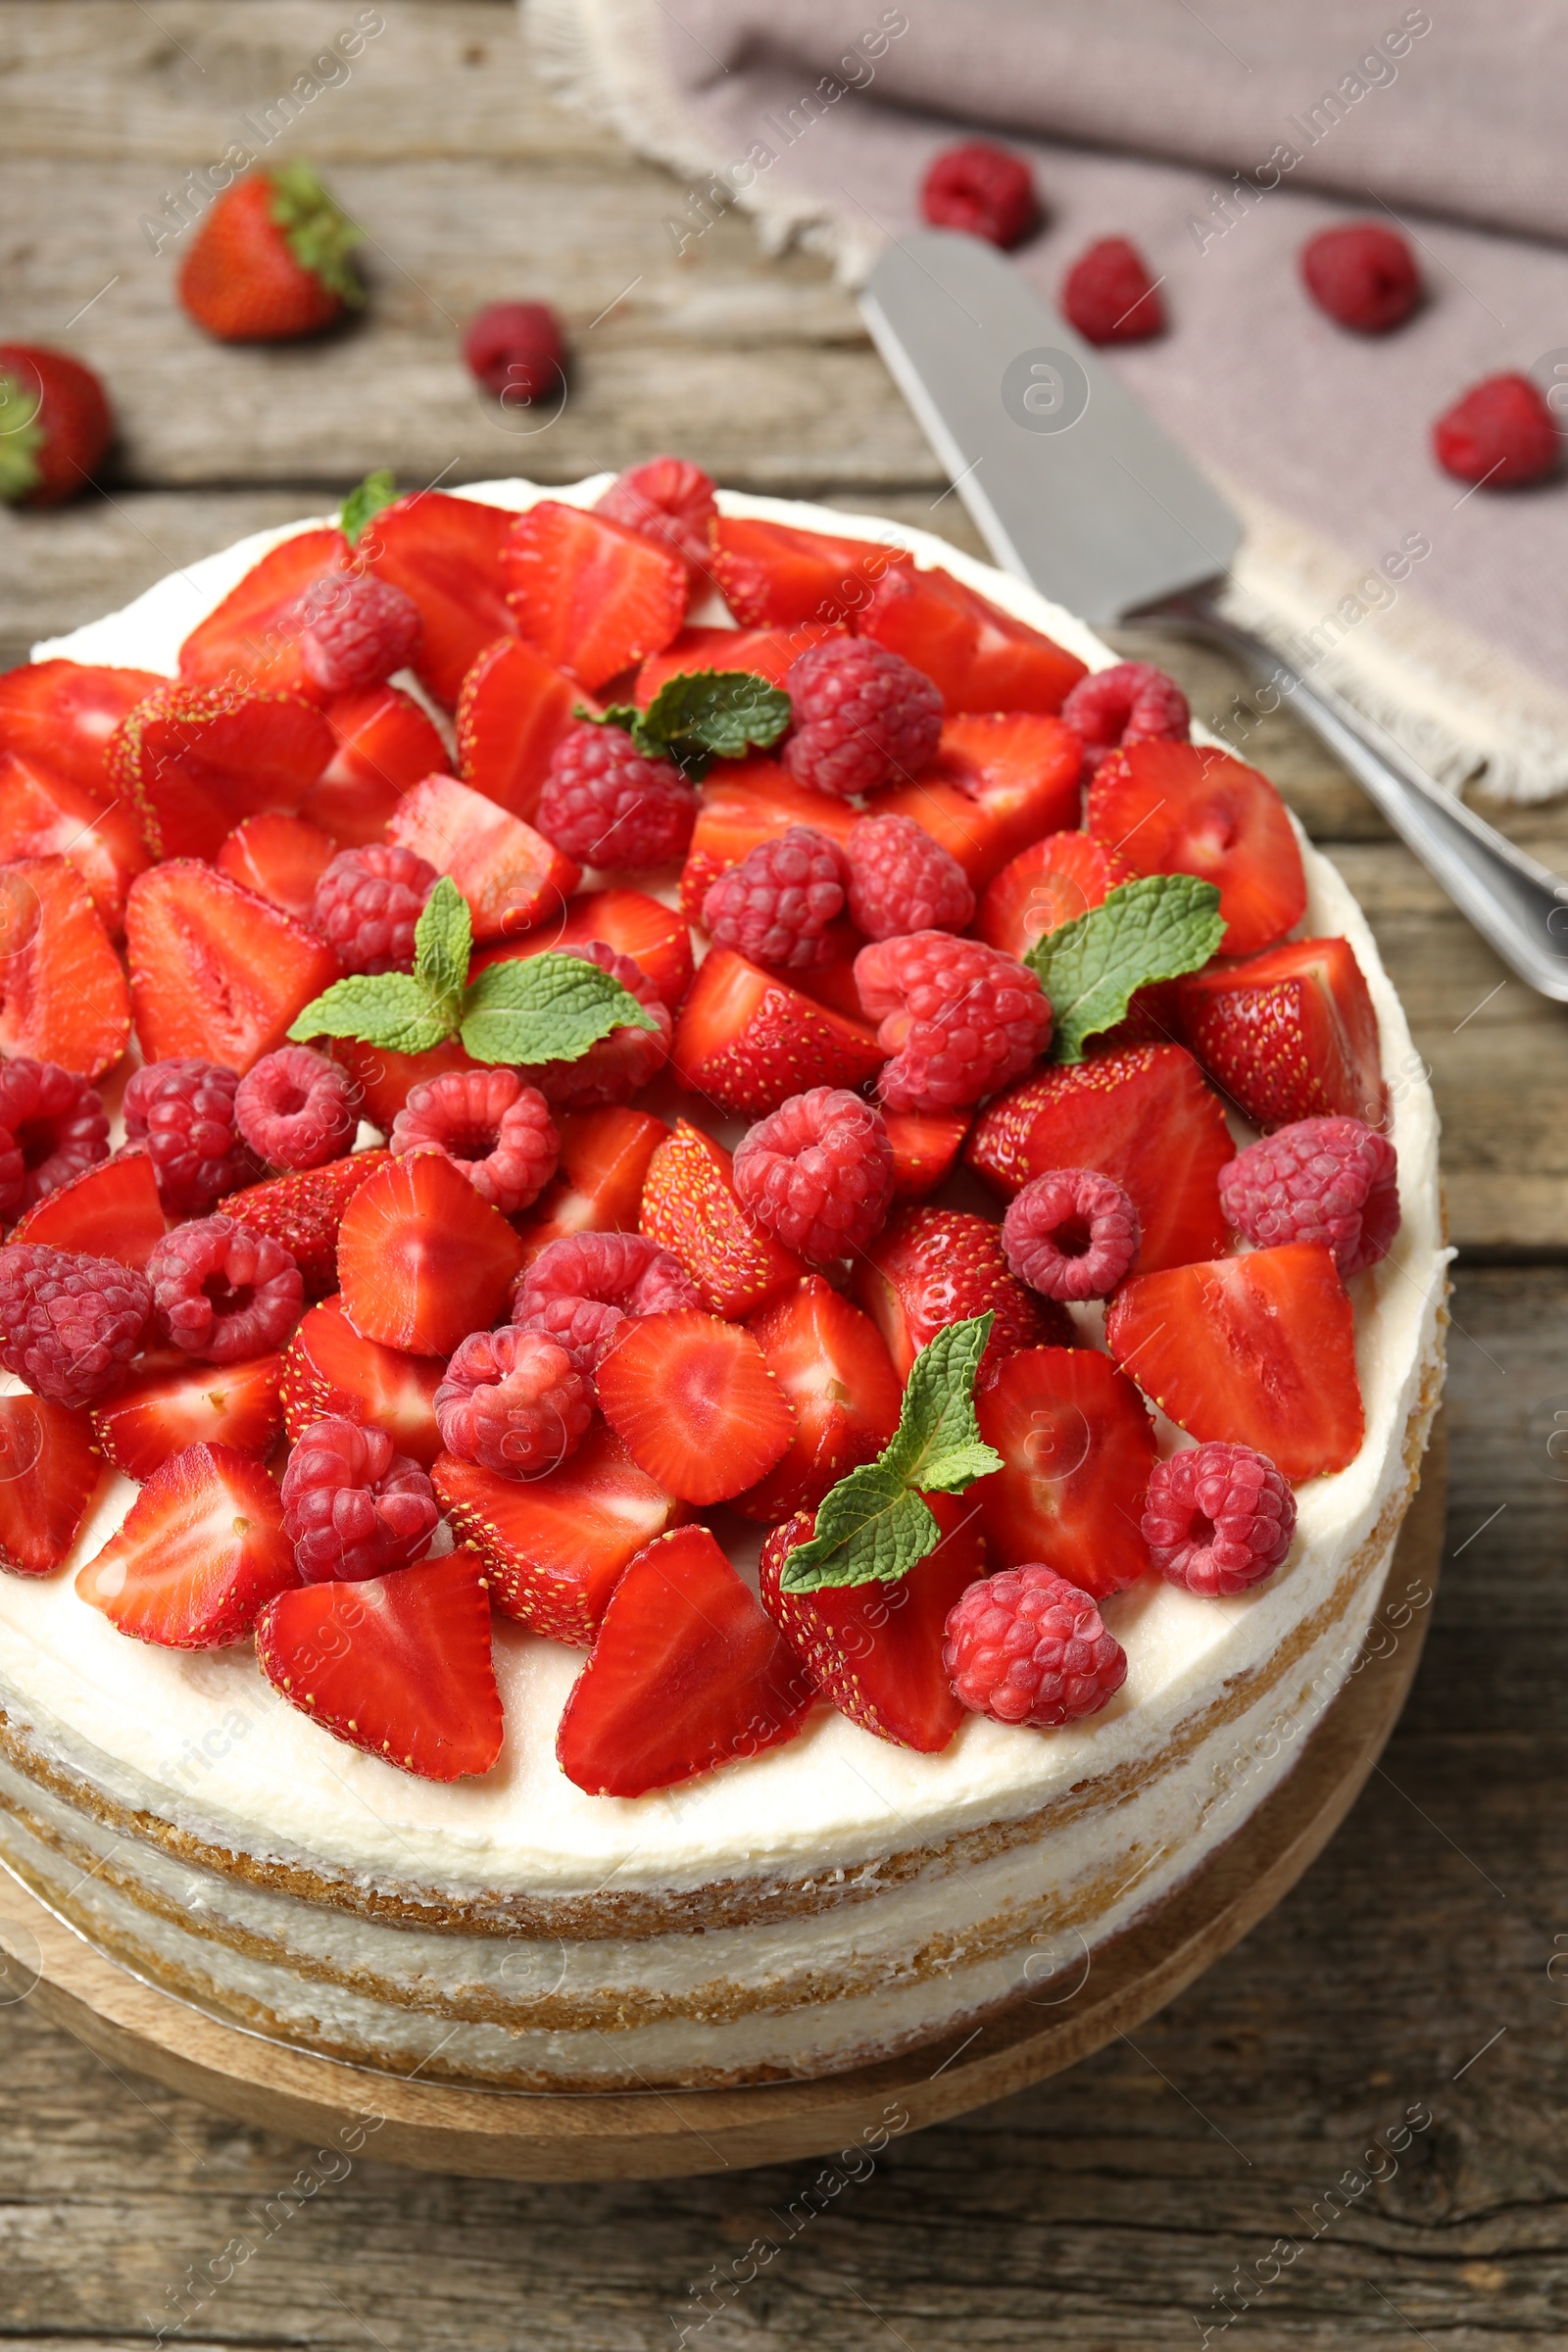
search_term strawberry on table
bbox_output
[335,1151,526,1356]
[12,1152,167,1269]
[0,856,131,1080]
[0,344,112,507]
[281,1294,444,1467]
[671,948,884,1118]
[110,683,336,862]
[1177,936,1388,1131]
[0,748,148,936]
[125,861,340,1072]
[1087,740,1306,957]
[594,1307,796,1504]
[707,516,908,629]
[859,562,1087,713]
[456,636,585,823]
[177,527,351,703]
[503,502,688,691]
[0,1394,101,1577]
[177,163,365,342]
[75,1442,297,1646]
[387,773,580,943]
[639,1119,807,1318]
[91,1351,284,1484]
[516,1104,667,1266]
[217,812,337,922]
[359,489,516,710]
[0,661,164,799]
[736,1275,903,1522]
[221,1152,391,1298]
[855,1205,1073,1386]
[973,1346,1156,1597]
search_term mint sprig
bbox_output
[778,1313,1003,1594]
[587,668,790,779]
[1028,873,1225,1064]
[340,468,398,546]
[288,875,661,1065]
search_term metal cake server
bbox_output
[860,228,1568,1004]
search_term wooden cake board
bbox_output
[0,1430,1445,2182]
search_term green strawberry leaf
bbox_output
[587,669,791,779]
[1028,873,1226,1064]
[287,972,449,1058]
[775,1466,940,1594]
[340,468,398,546]
[459,950,661,1067]
[269,160,365,308]
[0,369,45,505]
[414,876,471,1027]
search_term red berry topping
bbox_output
[280,1413,439,1584]
[1141,1440,1297,1597]
[0,1057,108,1222]
[1299,223,1420,333]
[732,1087,895,1265]
[844,811,974,940]
[122,1057,259,1213]
[295,570,423,696]
[595,456,717,576]
[390,1068,558,1215]
[434,1323,594,1478]
[1059,661,1190,781]
[943,1563,1128,1727]
[0,1242,151,1408]
[536,722,701,867]
[514,940,671,1108]
[782,638,944,799]
[1001,1167,1141,1301]
[311,842,439,976]
[462,300,565,402]
[700,824,847,969]
[513,1229,700,1369]
[1218,1114,1398,1277]
[1433,372,1559,489]
[920,141,1038,249]
[1060,236,1165,344]
[234,1045,361,1172]
[855,931,1052,1112]
[146,1214,303,1362]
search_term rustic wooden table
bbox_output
[3,6,1565,2345]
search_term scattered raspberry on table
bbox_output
[920,141,1039,248]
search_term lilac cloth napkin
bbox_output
[530,0,1568,799]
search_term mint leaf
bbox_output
[885,1312,1002,1494]
[775,1467,940,1593]
[288,972,448,1057]
[415,876,470,1024]
[340,468,397,545]
[1029,873,1226,1064]
[588,669,791,779]
[459,951,661,1067]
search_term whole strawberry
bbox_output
[0,345,113,507]
[178,164,365,343]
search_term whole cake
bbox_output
[0,470,1446,2090]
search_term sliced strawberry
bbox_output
[471,887,694,1010]
[640,1119,807,1319]
[977,829,1133,959]
[301,684,449,845]
[257,1552,504,1782]
[0,1395,100,1577]
[359,490,516,710]
[869,712,1082,887]
[708,517,909,630]
[433,1422,683,1644]
[854,1204,1072,1386]
[456,635,584,822]
[503,502,687,691]
[1106,1242,1364,1481]
[671,948,884,1118]
[735,1275,903,1521]
[177,526,350,704]
[973,1346,1155,1598]
[1087,740,1306,957]
[680,757,860,923]
[882,1107,972,1200]
[515,1104,666,1268]
[221,1152,392,1298]
[859,564,1087,713]
[0,855,130,1079]
[966,1044,1233,1277]
[91,1352,284,1484]
[11,1151,166,1267]
[281,1294,443,1466]
[760,1492,985,1752]
[635,620,845,705]
[336,1151,526,1354]
[1177,937,1387,1132]
[0,747,148,935]
[557,1524,811,1797]
[75,1442,296,1646]
[0,661,165,797]
[328,1036,479,1133]
[216,810,337,920]
[109,684,336,861]
[595,1307,796,1503]
[125,859,340,1072]
[386,772,580,943]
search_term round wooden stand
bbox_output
[0,1434,1444,2181]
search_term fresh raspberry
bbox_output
[855,932,1052,1113]
[1002,1167,1141,1301]
[1141,1441,1297,1597]
[122,1058,259,1214]
[536,723,700,867]
[1060,237,1165,344]
[1299,223,1420,333]
[462,301,565,403]
[732,1087,895,1264]
[295,569,423,696]
[920,141,1038,249]
[1433,372,1559,488]
[390,1068,558,1215]
[1059,661,1190,782]
[844,812,974,941]
[0,1058,108,1222]
[1219,1114,1399,1277]
[0,1243,151,1409]
[701,826,847,969]
[145,1215,304,1362]
[280,1413,439,1584]
[595,456,716,576]
[513,1230,700,1368]
[311,843,439,976]
[944,1564,1128,1727]
[434,1323,594,1478]
[234,1046,361,1173]
[782,639,943,800]
[514,941,671,1108]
